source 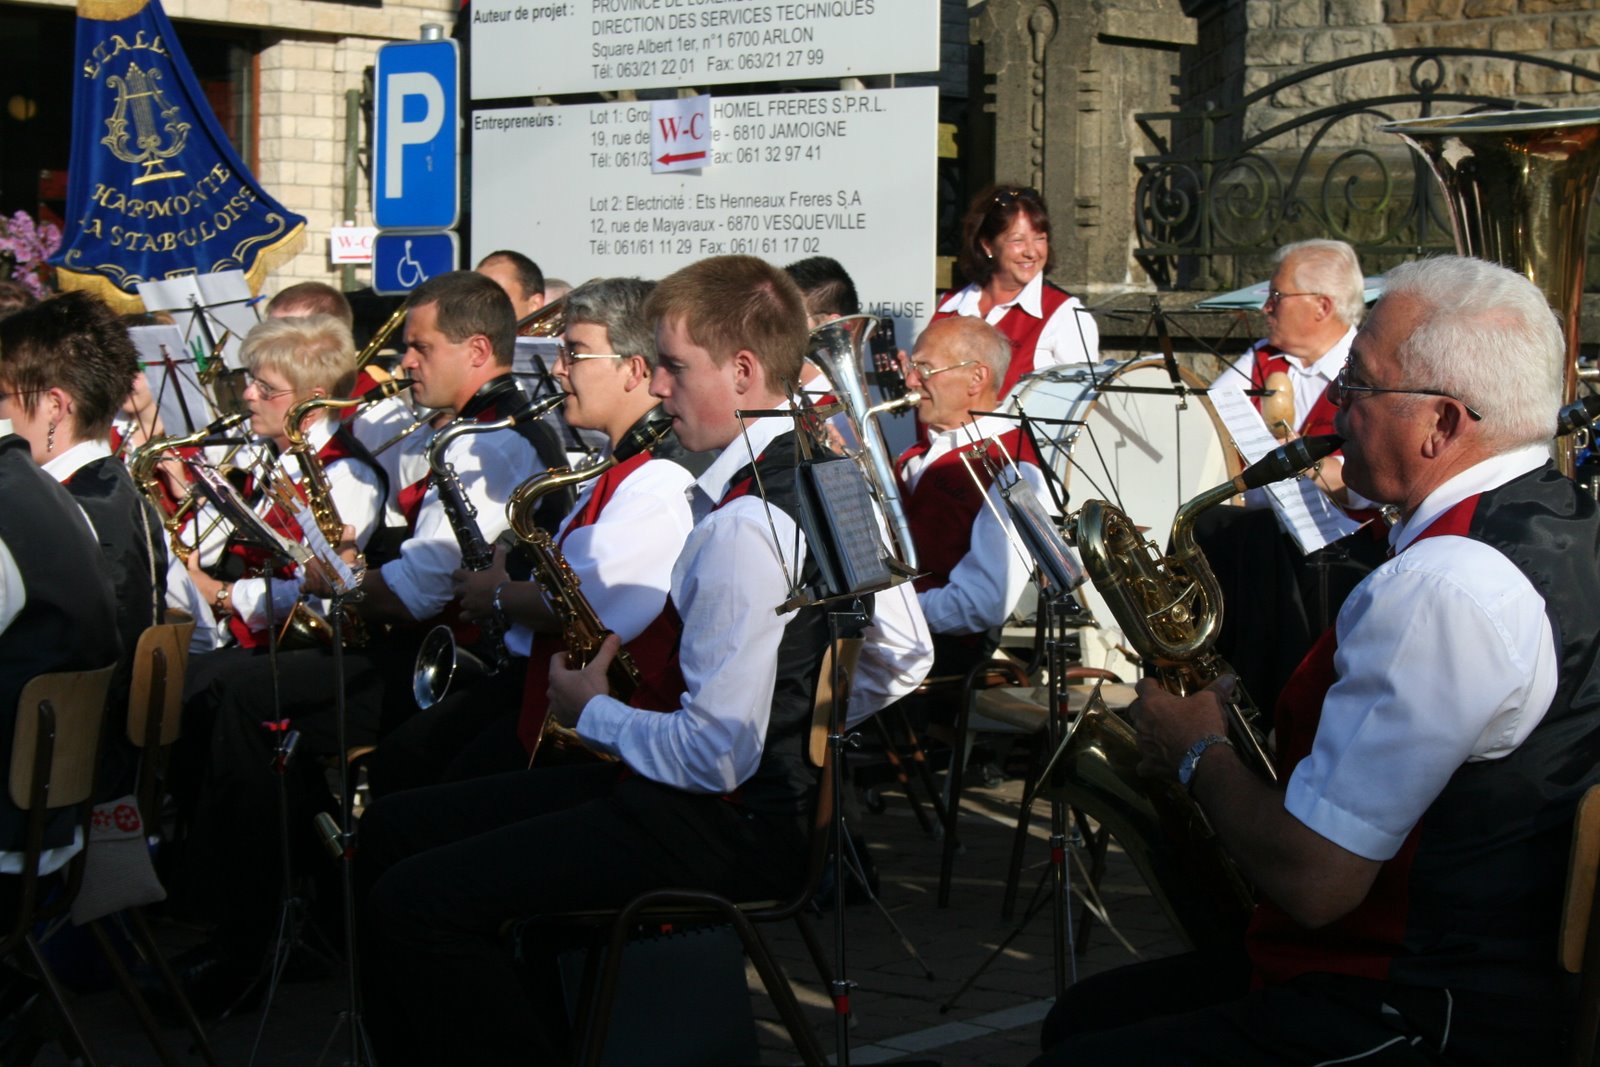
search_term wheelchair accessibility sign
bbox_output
[372,231,458,295]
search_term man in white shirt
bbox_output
[358,255,914,1063]
[897,315,1049,679]
[1201,239,1387,713]
[1038,256,1592,1066]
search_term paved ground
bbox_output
[30,767,1184,1066]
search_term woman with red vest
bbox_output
[932,184,1098,398]
[183,314,386,649]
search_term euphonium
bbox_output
[515,295,567,337]
[128,411,249,562]
[505,406,675,761]
[1059,435,1342,949]
[413,392,566,709]
[804,315,921,571]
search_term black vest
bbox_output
[1383,466,1600,999]
[717,433,860,817]
[0,436,121,851]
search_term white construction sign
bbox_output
[470,0,938,98]
[472,87,939,339]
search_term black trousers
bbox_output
[174,643,390,946]
[357,764,809,1066]
[1034,949,1565,1066]
[365,656,528,797]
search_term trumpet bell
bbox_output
[412,624,491,709]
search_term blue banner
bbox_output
[51,0,306,311]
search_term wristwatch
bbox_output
[1177,733,1234,793]
[213,582,232,617]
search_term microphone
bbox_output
[1557,395,1600,437]
[1232,434,1344,492]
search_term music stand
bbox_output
[733,410,932,1067]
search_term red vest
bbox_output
[516,451,686,754]
[896,427,1040,594]
[1244,341,1341,439]
[1247,496,1476,987]
[933,282,1074,398]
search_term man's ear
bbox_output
[730,348,760,395]
[466,333,496,369]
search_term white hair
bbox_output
[1379,256,1563,448]
[1277,239,1366,327]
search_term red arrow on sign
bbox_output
[657,151,708,165]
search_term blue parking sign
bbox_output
[374,39,459,230]
[372,232,458,296]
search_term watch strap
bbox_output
[1179,733,1234,793]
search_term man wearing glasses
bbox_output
[1204,239,1386,713]
[368,276,708,792]
[897,315,1048,680]
[1036,256,1597,1065]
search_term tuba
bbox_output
[413,392,567,709]
[804,315,922,571]
[1058,435,1341,949]
[1380,107,1600,478]
[504,405,675,761]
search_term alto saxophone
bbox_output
[272,378,415,648]
[505,408,675,760]
[128,411,249,562]
[1060,435,1343,949]
[413,392,566,709]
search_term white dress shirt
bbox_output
[504,454,697,657]
[1285,444,1558,862]
[937,274,1099,370]
[379,419,544,622]
[900,414,1051,636]
[578,416,806,793]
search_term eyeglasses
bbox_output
[1263,288,1322,307]
[243,375,294,401]
[554,345,623,366]
[909,359,979,380]
[1329,366,1484,421]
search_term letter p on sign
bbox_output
[374,39,460,230]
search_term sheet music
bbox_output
[290,497,362,595]
[136,271,257,371]
[128,325,217,433]
[1208,382,1360,554]
[187,461,311,566]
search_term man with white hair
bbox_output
[1036,255,1595,1064]
[1204,239,1384,710]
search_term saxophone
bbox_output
[271,379,415,648]
[413,392,566,709]
[1060,435,1342,950]
[128,411,249,562]
[505,407,675,760]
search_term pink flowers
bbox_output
[0,211,62,299]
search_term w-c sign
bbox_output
[374,39,460,230]
[651,95,712,175]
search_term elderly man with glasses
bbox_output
[1201,239,1389,714]
[1036,255,1597,1066]
[896,314,1048,681]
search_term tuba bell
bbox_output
[1380,107,1600,478]
[1058,435,1342,949]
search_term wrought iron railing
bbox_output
[1133,48,1600,290]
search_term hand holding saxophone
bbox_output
[452,543,510,624]
[1128,674,1237,782]
[298,523,361,599]
[547,632,622,728]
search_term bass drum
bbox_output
[1005,358,1239,681]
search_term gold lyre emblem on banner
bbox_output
[102,60,190,186]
